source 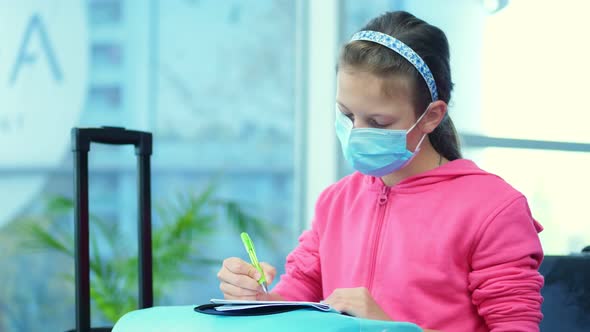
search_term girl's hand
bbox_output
[217,257,277,301]
[324,287,391,321]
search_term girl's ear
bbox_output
[419,100,447,134]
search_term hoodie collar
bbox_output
[363,159,493,193]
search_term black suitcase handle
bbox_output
[70,127,153,332]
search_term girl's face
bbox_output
[336,68,425,151]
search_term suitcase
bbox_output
[67,127,153,332]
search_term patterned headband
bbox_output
[350,30,439,101]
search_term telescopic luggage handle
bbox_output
[69,126,153,332]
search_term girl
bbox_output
[217,11,544,332]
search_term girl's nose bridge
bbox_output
[353,118,369,129]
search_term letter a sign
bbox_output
[0,0,88,227]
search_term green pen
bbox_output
[240,232,269,293]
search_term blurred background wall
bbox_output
[0,0,588,331]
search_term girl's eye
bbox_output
[370,118,388,128]
[345,113,354,121]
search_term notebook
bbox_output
[209,299,340,313]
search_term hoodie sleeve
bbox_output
[271,225,323,302]
[468,195,544,332]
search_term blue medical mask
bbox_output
[335,106,430,177]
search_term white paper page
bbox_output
[210,299,338,313]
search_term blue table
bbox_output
[113,305,423,332]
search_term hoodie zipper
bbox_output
[367,185,390,291]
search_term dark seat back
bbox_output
[539,253,590,331]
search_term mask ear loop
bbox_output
[407,103,433,153]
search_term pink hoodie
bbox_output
[273,159,544,332]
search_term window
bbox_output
[0,1,301,331]
[471,0,590,254]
